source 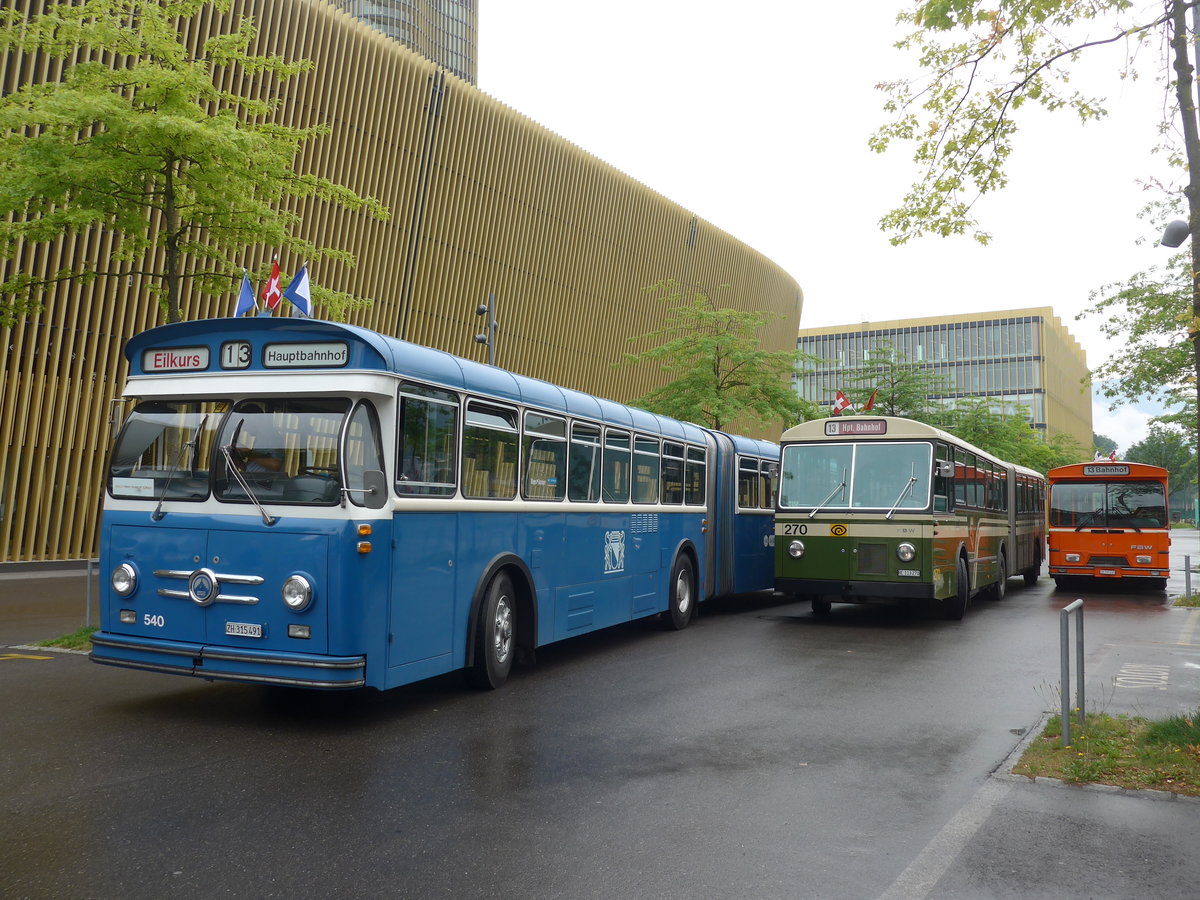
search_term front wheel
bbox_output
[811,597,832,618]
[467,572,516,690]
[662,555,695,630]
[944,558,970,621]
[990,553,1008,601]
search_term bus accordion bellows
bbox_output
[1046,460,1171,590]
[91,317,779,691]
[774,416,1046,619]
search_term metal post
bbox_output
[1187,555,1192,600]
[86,557,94,630]
[474,293,499,366]
[1060,599,1084,747]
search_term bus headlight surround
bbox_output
[896,542,917,563]
[281,574,313,612]
[111,563,138,597]
[1065,553,1081,563]
[788,540,805,559]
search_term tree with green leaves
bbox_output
[842,340,950,419]
[1094,433,1119,458]
[0,0,388,325]
[1124,424,1196,509]
[871,0,1200,498]
[617,280,817,435]
[936,398,1086,474]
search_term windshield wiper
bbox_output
[808,468,847,519]
[221,418,277,527]
[151,416,207,522]
[885,463,918,520]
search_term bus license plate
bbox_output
[898,569,920,577]
[225,621,263,638]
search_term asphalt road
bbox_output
[3,543,1200,899]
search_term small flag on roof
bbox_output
[283,263,312,317]
[233,270,257,317]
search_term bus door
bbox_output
[704,431,735,597]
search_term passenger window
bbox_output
[685,446,706,505]
[397,382,458,496]
[738,457,758,508]
[462,400,518,499]
[661,442,684,504]
[603,429,631,502]
[633,436,659,504]
[569,423,602,502]
[523,412,566,501]
[760,460,778,510]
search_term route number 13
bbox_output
[220,341,252,370]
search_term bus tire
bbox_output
[991,552,1008,601]
[662,555,695,631]
[945,558,970,621]
[467,571,516,690]
[812,597,832,617]
[1023,569,1039,587]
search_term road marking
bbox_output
[0,652,53,661]
[1114,663,1170,690]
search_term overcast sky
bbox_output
[477,1,1180,450]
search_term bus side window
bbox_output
[463,400,518,500]
[397,383,458,496]
[602,429,631,503]
[933,446,952,512]
[661,442,684,504]
[633,436,659,504]
[738,456,758,508]
[569,423,602,502]
[523,412,566,501]
[685,446,707,505]
[761,460,778,510]
[954,449,968,507]
[345,401,386,507]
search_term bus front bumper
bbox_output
[90,632,367,690]
[775,578,936,601]
[1049,566,1168,580]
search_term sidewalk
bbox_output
[0,562,98,647]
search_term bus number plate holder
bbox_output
[225,622,263,638]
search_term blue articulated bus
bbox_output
[91,317,778,691]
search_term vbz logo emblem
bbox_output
[830,524,848,537]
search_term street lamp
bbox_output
[474,292,499,366]
[1162,218,1190,248]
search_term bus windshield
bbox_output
[1049,481,1168,529]
[109,400,227,501]
[780,441,932,511]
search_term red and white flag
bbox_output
[1109,449,1118,461]
[832,390,851,416]
[262,256,282,310]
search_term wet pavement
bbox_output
[3,542,1200,899]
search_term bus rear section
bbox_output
[1047,461,1171,590]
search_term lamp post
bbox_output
[474,293,498,366]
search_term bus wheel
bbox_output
[991,553,1008,601]
[1023,569,1039,587]
[662,555,695,631]
[944,558,970,621]
[468,572,516,690]
[812,597,832,617]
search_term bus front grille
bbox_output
[1087,556,1130,567]
[857,543,887,575]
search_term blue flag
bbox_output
[282,264,312,317]
[234,270,257,317]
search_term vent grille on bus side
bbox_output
[857,543,887,575]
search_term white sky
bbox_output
[477,0,1180,451]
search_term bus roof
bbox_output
[781,415,1008,465]
[122,317,748,448]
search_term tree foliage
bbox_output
[934,398,1087,474]
[0,0,388,324]
[617,280,817,435]
[1124,424,1196,500]
[842,340,950,419]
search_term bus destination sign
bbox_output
[1083,464,1130,477]
[142,347,210,373]
[825,419,887,436]
[262,342,350,368]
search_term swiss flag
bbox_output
[262,256,282,310]
[832,390,851,416]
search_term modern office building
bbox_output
[0,0,801,562]
[796,308,1091,450]
[331,0,477,82]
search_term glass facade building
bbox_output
[796,308,1092,450]
[333,0,477,83]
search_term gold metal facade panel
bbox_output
[0,0,800,561]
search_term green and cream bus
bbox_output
[774,416,1045,619]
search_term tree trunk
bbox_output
[1170,0,1200,521]
[163,159,182,324]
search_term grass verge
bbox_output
[37,626,97,652]
[1013,711,1200,796]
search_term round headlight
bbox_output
[111,563,137,597]
[788,540,806,559]
[896,542,917,563]
[281,574,313,611]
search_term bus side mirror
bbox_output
[363,469,388,509]
[936,461,955,478]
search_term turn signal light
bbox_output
[358,524,372,536]
[357,541,372,554]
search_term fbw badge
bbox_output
[604,530,626,574]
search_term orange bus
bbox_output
[1046,461,1171,590]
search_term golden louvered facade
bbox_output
[0,0,802,563]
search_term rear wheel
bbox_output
[663,555,695,630]
[1023,569,1039,587]
[467,572,515,690]
[811,597,832,618]
[990,553,1008,601]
